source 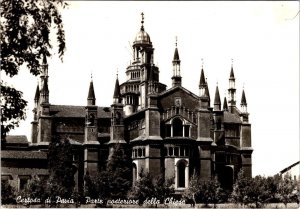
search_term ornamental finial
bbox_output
[141,12,144,31]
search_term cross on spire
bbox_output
[175,36,178,47]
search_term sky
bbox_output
[3,1,299,177]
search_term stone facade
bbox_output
[1,14,253,193]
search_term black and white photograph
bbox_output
[1,1,299,208]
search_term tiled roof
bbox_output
[5,135,28,144]
[224,111,242,124]
[1,150,47,159]
[50,105,111,118]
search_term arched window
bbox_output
[177,161,186,188]
[173,118,183,137]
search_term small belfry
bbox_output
[172,36,182,87]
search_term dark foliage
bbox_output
[1,84,27,139]
[47,136,76,206]
[106,144,132,199]
[1,180,16,204]
[128,169,174,206]
[84,144,133,206]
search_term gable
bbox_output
[158,86,199,113]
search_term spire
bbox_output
[173,37,180,61]
[199,64,207,97]
[172,36,181,87]
[214,85,221,111]
[113,75,121,104]
[41,53,48,76]
[228,59,236,110]
[223,96,228,111]
[199,68,206,87]
[230,59,235,79]
[34,84,40,103]
[240,88,248,114]
[87,77,96,106]
[241,89,247,105]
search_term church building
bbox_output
[1,14,253,193]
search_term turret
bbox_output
[228,60,236,112]
[40,54,49,106]
[109,76,126,158]
[84,77,99,177]
[84,77,98,142]
[171,37,182,87]
[36,54,51,145]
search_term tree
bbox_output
[83,144,133,206]
[128,170,155,205]
[153,175,174,204]
[230,169,253,207]
[1,180,15,204]
[245,175,270,208]
[106,144,132,199]
[199,177,223,208]
[46,135,76,206]
[183,173,199,207]
[23,175,47,201]
[276,173,297,208]
[265,174,281,203]
[83,171,111,207]
[0,0,66,138]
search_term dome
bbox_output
[134,29,151,44]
